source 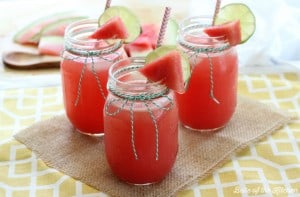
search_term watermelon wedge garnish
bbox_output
[99,6,141,43]
[140,48,191,93]
[89,16,129,40]
[203,20,241,46]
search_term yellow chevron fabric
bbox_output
[0,73,299,196]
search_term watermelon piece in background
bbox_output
[140,50,186,93]
[124,36,153,57]
[30,16,87,44]
[140,19,179,48]
[203,20,241,46]
[141,24,159,49]
[13,12,86,45]
[89,16,129,40]
[124,20,179,57]
[124,24,158,57]
[38,36,64,56]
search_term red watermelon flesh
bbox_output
[139,50,185,93]
[203,20,241,46]
[38,36,64,56]
[89,16,129,40]
[124,36,153,57]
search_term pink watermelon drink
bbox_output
[176,16,239,131]
[61,19,127,135]
[104,57,179,184]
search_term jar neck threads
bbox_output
[107,57,169,101]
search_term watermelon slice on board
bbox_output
[203,20,241,46]
[38,36,64,56]
[30,16,87,44]
[13,12,86,45]
[139,46,191,93]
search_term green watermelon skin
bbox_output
[13,12,85,45]
[203,20,241,46]
[89,16,129,40]
[139,50,185,93]
[29,16,87,44]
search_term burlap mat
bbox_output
[14,96,293,197]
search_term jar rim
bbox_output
[108,57,169,101]
[109,57,164,87]
[178,15,231,52]
[64,18,123,56]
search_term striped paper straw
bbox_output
[105,0,112,10]
[156,7,172,48]
[212,0,221,25]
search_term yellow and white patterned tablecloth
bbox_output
[0,73,300,197]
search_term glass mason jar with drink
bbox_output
[176,16,239,131]
[104,57,179,184]
[61,19,127,136]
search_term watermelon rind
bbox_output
[13,11,81,45]
[29,16,88,43]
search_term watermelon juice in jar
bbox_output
[104,57,178,184]
[61,19,126,136]
[176,16,238,131]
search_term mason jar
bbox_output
[176,16,238,131]
[61,19,127,136]
[104,57,178,184]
